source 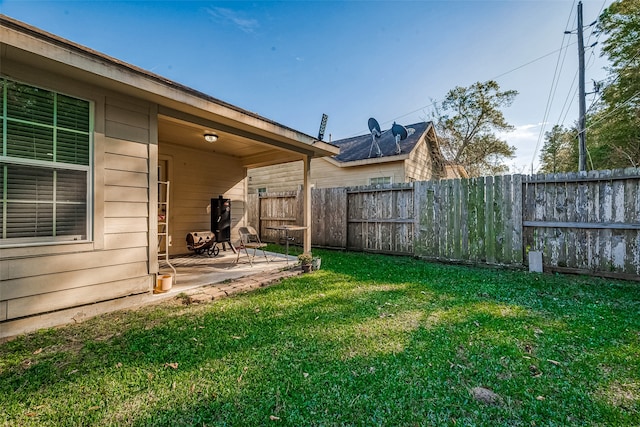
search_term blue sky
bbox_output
[1,0,612,172]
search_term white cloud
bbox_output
[498,123,545,174]
[206,7,259,34]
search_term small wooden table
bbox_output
[266,225,308,263]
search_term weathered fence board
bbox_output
[258,191,303,244]
[414,176,523,265]
[252,168,638,280]
[311,187,348,248]
[523,168,640,277]
[246,193,259,234]
[346,184,414,254]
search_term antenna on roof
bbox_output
[368,117,383,157]
[317,113,329,141]
[391,122,408,154]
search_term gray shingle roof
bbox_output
[331,121,431,163]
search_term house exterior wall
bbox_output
[248,161,304,194]
[0,58,154,329]
[158,143,246,256]
[311,159,405,188]
[405,136,435,182]
[247,159,407,193]
[0,16,338,338]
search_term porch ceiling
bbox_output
[158,115,303,168]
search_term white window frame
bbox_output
[369,176,392,186]
[0,77,94,247]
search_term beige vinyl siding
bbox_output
[159,143,246,255]
[105,97,150,144]
[405,136,434,182]
[0,85,154,321]
[248,161,303,194]
[248,158,407,192]
[311,159,405,188]
[8,277,150,319]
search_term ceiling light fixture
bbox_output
[204,133,218,143]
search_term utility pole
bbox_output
[577,1,587,171]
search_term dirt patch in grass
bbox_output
[470,386,503,405]
[599,381,640,408]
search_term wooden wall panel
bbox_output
[1,261,148,301]
[105,202,148,218]
[105,169,148,188]
[104,152,148,174]
[7,277,150,319]
[104,232,148,250]
[3,247,147,280]
[104,187,149,203]
[0,301,7,322]
[247,158,408,193]
[105,217,148,234]
[105,97,150,144]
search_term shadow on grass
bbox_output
[1,249,639,426]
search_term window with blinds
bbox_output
[369,176,392,185]
[0,78,92,245]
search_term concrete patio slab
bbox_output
[1,250,303,340]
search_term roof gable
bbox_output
[332,121,431,163]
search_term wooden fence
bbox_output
[247,190,304,244]
[345,184,415,254]
[523,169,640,280]
[247,168,640,280]
[414,175,523,265]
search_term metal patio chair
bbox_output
[235,226,270,266]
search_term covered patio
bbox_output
[156,249,298,297]
[154,110,337,291]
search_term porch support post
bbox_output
[303,155,312,254]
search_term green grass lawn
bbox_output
[1,250,639,426]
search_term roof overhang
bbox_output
[0,15,339,166]
[321,153,410,168]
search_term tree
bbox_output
[538,125,576,173]
[587,0,640,169]
[432,80,517,177]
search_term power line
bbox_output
[530,0,577,173]
[558,69,579,126]
[561,83,579,127]
[581,43,640,116]
[582,89,640,132]
[565,89,639,170]
[343,43,580,138]
[490,42,576,81]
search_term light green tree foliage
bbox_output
[433,80,517,177]
[539,125,577,173]
[588,0,640,169]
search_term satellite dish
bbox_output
[367,117,383,158]
[391,122,408,154]
[368,117,382,137]
[391,122,408,141]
